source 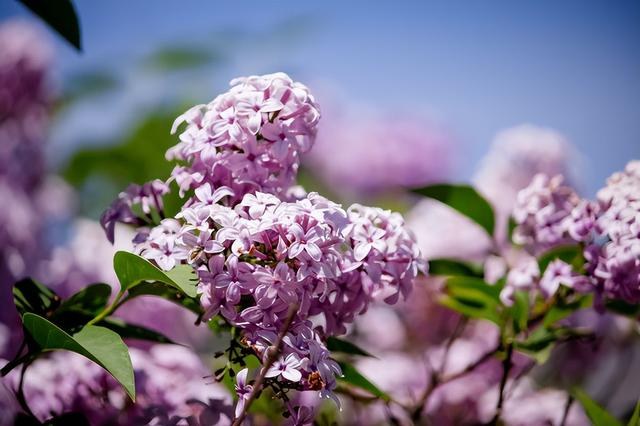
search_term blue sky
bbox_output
[2,0,639,194]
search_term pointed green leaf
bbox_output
[412,184,495,236]
[125,281,202,315]
[100,318,175,344]
[337,362,390,401]
[56,283,111,316]
[573,387,622,426]
[22,313,135,401]
[114,251,198,297]
[628,398,640,426]
[12,278,60,317]
[327,337,374,358]
[428,259,483,277]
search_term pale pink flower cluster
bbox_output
[167,72,320,202]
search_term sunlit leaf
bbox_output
[22,313,135,400]
[573,387,622,426]
[412,184,495,236]
[114,251,198,298]
[337,362,390,401]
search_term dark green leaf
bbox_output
[337,362,390,401]
[628,398,640,426]
[573,387,622,426]
[99,318,175,344]
[445,277,502,300]
[13,278,60,317]
[114,251,198,298]
[22,313,135,400]
[507,216,518,244]
[326,337,374,358]
[511,291,529,334]
[56,283,111,316]
[428,259,483,277]
[44,412,90,426]
[125,281,202,315]
[412,184,495,236]
[19,0,81,50]
[605,299,640,318]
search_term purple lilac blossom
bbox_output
[473,125,580,244]
[305,105,452,195]
[0,20,53,358]
[4,345,232,425]
[167,72,320,202]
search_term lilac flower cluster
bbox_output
[0,20,54,358]
[5,345,232,425]
[103,73,425,414]
[0,20,52,193]
[167,72,320,202]
[509,161,640,304]
[132,188,422,401]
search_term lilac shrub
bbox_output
[102,72,425,418]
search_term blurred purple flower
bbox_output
[305,105,453,196]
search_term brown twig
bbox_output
[231,304,299,426]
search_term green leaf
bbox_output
[125,281,202,315]
[326,337,374,358]
[537,245,582,274]
[605,299,640,318]
[143,46,220,71]
[99,318,175,344]
[412,184,495,236]
[628,398,640,426]
[337,362,390,401]
[114,251,198,298]
[543,294,593,328]
[439,295,501,325]
[56,283,111,316]
[515,327,557,363]
[573,387,622,426]
[507,216,518,244]
[12,278,60,317]
[22,313,135,401]
[19,0,81,50]
[511,291,529,334]
[428,259,483,277]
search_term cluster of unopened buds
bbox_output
[102,72,425,416]
[502,161,640,305]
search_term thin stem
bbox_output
[86,290,125,326]
[560,395,574,426]
[16,359,36,419]
[490,342,513,425]
[231,304,299,426]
